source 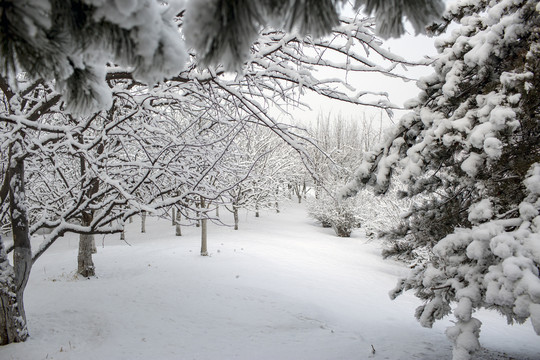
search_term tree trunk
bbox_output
[77,139,101,272]
[175,210,182,236]
[255,203,260,218]
[78,208,96,277]
[1,147,31,344]
[77,234,95,277]
[141,211,146,233]
[315,182,321,199]
[200,197,208,256]
[91,237,97,254]
[216,206,219,217]
[0,245,29,345]
[233,204,239,230]
[120,225,126,241]
[201,218,208,256]
[171,207,176,226]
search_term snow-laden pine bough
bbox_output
[340,1,540,359]
[0,0,443,346]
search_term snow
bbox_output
[2,203,539,360]
[468,199,493,224]
[461,152,483,178]
[524,164,540,195]
[531,304,540,335]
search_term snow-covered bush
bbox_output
[330,199,363,237]
[355,178,415,242]
[308,178,413,240]
[307,195,362,237]
[306,197,333,228]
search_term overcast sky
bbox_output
[283,3,449,129]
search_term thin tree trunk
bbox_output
[141,211,146,233]
[233,204,239,230]
[216,205,219,217]
[120,225,126,241]
[1,146,31,344]
[175,210,182,236]
[255,203,259,218]
[200,197,208,256]
[171,207,176,226]
[288,184,293,199]
[315,181,321,199]
[77,233,95,277]
[196,203,200,228]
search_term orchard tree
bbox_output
[341,1,540,358]
[0,0,443,346]
[222,123,296,228]
[0,74,254,342]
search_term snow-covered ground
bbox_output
[2,202,539,360]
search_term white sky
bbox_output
[287,28,438,128]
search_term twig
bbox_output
[431,285,451,291]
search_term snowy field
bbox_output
[2,202,539,360]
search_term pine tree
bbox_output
[341,1,540,359]
[181,0,444,68]
[0,0,186,114]
[1,0,444,112]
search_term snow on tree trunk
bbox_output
[120,225,126,241]
[77,234,95,278]
[175,210,182,237]
[1,147,31,344]
[141,211,146,233]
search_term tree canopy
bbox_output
[340,1,540,359]
[0,0,444,114]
